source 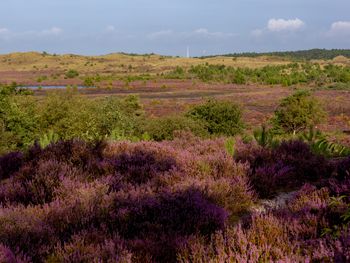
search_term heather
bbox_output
[0,136,349,262]
[0,137,253,262]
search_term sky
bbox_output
[0,0,349,56]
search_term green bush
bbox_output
[176,63,350,86]
[0,86,145,152]
[0,85,40,150]
[143,115,209,141]
[83,77,95,87]
[65,69,79,79]
[272,90,326,135]
[39,93,144,141]
[186,99,244,136]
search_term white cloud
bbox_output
[0,28,9,34]
[0,28,11,40]
[267,18,305,32]
[251,29,263,38]
[148,30,173,39]
[194,28,235,38]
[0,27,63,40]
[329,21,350,35]
[40,27,63,36]
[106,25,116,32]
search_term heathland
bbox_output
[0,49,350,262]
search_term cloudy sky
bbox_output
[0,0,349,56]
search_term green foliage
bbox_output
[224,137,235,157]
[83,77,95,87]
[39,130,59,148]
[272,90,326,135]
[0,85,40,149]
[143,115,209,141]
[299,126,323,144]
[0,86,145,152]
[42,94,143,141]
[186,99,244,136]
[95,95,144,139]
[313,138,350,157]
[253,125,276,148]
[65,69,79,79]
[201,48,350,60]
[165,66,186,79]
[322,83,350,90]
[166,63,350,87]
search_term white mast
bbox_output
[186,46,190,58]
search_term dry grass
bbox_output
[1,52,349,76]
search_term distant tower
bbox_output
[186,46,190,58]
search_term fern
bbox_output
[39,130,59,148]
[300,126,323,143]
[224,137,235,157]
[313,138,350,157]
[253,125,275,148]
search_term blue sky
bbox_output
[0,0,349,56]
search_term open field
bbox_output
[0,51,349,86]
[1,51,350,262]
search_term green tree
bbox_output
[272,90,326,135]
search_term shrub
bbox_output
[272,90,326,134]
[39,93,144,142]
[0,151,23,181]
[143,116,209,141]
[0,244,17,263]
[51,233,132,263]
[114,189,228,262]
[238,140,329,198]
[0,160,77,205]
[186,99,244,136]
[253,124,276,148]
[65,69,79,79]
[113,148,177,185]
[1,137,348,262]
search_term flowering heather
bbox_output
[0,151,23,180]
[0,137,349,262]
[237,139,331,198]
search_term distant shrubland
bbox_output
[164,62,350,86]
[200,48,350,60]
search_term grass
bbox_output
[1,51,349,77]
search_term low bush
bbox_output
[0,138,254,262]
[272,90,326,135]
[143,115,209,141]
[0,137,348,262]
[237,140,329,198]
[179,182,350,262]
[0,87,145,152]
[64,69,79,79]
[186,99,244,136]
